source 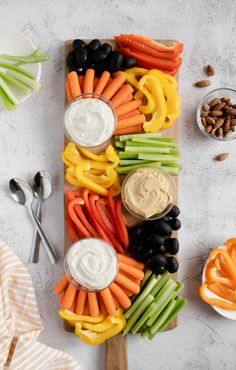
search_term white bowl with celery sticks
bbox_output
[0,29,49,110]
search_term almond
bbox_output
[206,64,215,76]
[195,80,211,88]
[203,104,210,111]
[206,116,215,125]
[208,98,221,107]
[230,119,236,126]
[216,153,229,161]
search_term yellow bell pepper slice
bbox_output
[62,153,74,167]
[65,166,81,187]
[63,143,81,165]
[78,146,108,162]
[59,309,105,324]
[137,83,156,115]
[75,162,108,196]
[105,145,119,168]
[82,316,115,333]
[86,173,115,188]
[123,67,147,89]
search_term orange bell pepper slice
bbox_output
[209,249,236,282]
[208,283,236,303]
[205,260,235,289]
[200,284,236,310]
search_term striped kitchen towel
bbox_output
[0,241,81,370]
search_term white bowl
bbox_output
[0,28,41,103]
[202,245,236,320]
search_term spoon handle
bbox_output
[29,200,42,263]
[28,206,57,264]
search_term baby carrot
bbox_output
[119,261,144,280]
[118,254,144,270]
[100,287,117,316]
[84,298,90,315]
[103,72,127,100]
[78,75,84,92]
[117,114,145,130]
[122,94,133,103]
[69,291,77,313]
[115,273,140,294]
[118,109,140,120]
[94,71,110,95]
[76,290,87,315]
[53,275,69,296]
[93,76,99,91]
[115,124,143,135]
[67,71,81,99]
[120,286,134,297]
[109,282,131,309]
[61,282,77,309]
[84,68,95,95]
[111,84,134,108]
[59,293,65,306]
[88,292,100,317]
[110,292,120,308]
[116,99,142,117]
[66,79,73,102]
[97,292,108,315]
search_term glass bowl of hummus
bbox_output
[121,167,176,221]
[64,93,117,149]
[64,238,119,292]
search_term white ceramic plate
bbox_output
[202,245,236,320]
[0,28,41,103]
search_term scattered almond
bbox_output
[206,64,215,76]
[195,80,211,88]
[216,153,229,161]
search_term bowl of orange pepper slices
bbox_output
[200,238,236,319]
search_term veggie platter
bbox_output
[53,35,186,369]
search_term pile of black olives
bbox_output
[129,205,181,275]
[67,39,136,76]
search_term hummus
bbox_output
[123,168,173,219]
[66,238,118,291]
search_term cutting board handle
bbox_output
[105,333,128,370]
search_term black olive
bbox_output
[153,220,172,236]
[168,218,181,231]
[109,51,123,72]
[129,243,144,256]
[75,48,88,66]
[86,61,95,70]
[164,238,179,255]
[151,265,166,275]
[101,43,112,56]
[122,56,136,69]
[146,234,163,247]
[155,245,167,254]
[131,226,142,239]
[94,50,107,62]
[162,215,171,222]
[166,257,179,273]
[74,67,86,75]
[150,253,167,267]
[135,248,154,263]
[167,205,180,218]
[73,39,87,50]
[87,39,101,52]
[67,51,76,68]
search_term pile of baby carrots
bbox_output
[54,254,144,316]
[66,188,129,254]
[200,238,236,310]
[115,34,183,76]
[66,68,145,135]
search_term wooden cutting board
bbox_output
[64,38,179,370]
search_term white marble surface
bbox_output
[1,0,236,369]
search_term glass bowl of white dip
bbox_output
[121,167,176,221]
[64,238,119,292]
[64,93,117,149]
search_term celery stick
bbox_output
[160,166,180,175]
[125,140,174,149]
[162,162,182,168]
[124,295,154,335]
[131,137,177,147]
[0,76,18,105]
[119,132,162,142]
[169,150,180,155]
[0,86,15,110]
[158,297,187,333]
[138,153,179,162]
[14,48,42,66]
[150,272,170,297]
[0,62,34,79]
[147,282,183,327]
[115,141,125,149]
[116,162,161,174]
[0,72,31,95]
[119,159,150,166]
[8,71,41,91]
[125,275,158,319]
[148,298,177,339]
[119,151,138,159]
[125,146,170,154]
[0,54,49,63]
[141,326,149,337]
[140,269,153,289]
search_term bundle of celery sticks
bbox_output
[0,48,49,111]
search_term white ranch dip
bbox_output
[66,238,118,291]
[65,98,115,147]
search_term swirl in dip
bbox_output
[66,238,118,291]
[64,97,115,147]
[122,168,173,219]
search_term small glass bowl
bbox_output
[197,88,236,141]
[121,167,176,221]
[64,238,119,292]
[64,93,117,149]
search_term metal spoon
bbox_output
[9,178,57,264]
[29,170,53,263]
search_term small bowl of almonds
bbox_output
[197,88,236,141]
